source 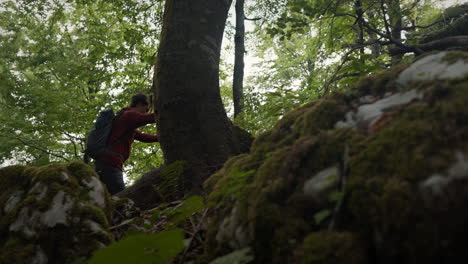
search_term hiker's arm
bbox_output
[134,130,158,142]
[124,111,157,128]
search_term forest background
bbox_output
[0,0,464,182]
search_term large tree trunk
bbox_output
[233,0,245,118]
[152,0,240,192]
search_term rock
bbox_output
[396,51,468,86]
[204,51,468,263]
[0,162,114,264]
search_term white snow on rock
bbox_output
[303,167,339,203]
[85,220,104,233]
[61,171,70,181]
[4,191,24,213]
[29,182,48,200]
[83,177,106,208]
[419,152,468,204]
[10,191,75,237]
[335,89,424,129]
[216,205,252,249]
[31,246,48,264]
[396,51,468,87]
[9,207,41,238]
[41,191,74,227]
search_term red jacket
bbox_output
[97,107,158,169]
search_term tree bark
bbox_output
[233,0,245,118]
[366,11,381,59]
[387,0,403,65]
[152,0,240,192]
[354,0,365,55]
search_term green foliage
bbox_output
[0,0,163,180]
[150,196,204,227]
[208,247,254,264]
[88,228,185,264]
[235,0,447,136]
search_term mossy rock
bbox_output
[0,162,115,264]
[204,51,468,263]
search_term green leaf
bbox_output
[88,228,185,264]
[209,247,254,264]
[165,196,204,225]
[328,190,344,202]
[314,209,331,225]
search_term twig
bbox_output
[178,208,209,264]
[328,145,349,231]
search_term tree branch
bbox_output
[244,15,261,21]
[389,35,468,55]
[361,19,424,54]
[0,134,70,161]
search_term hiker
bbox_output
[94,93,159,195]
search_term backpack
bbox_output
[84,108,129,161]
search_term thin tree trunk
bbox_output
[367,11,381,59]
[387,0,403,64]
[233,0,245,118]
[354,0,365,56]
[153,0,238,192]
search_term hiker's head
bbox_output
[130,93,150,113]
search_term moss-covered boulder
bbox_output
[0,162,114,264]
[204,51,468,264]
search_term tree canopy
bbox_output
[0,0,462,180]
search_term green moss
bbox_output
[205,51,468,264]
[67,161,97,182]
[351,63,408,98]
[204,154,249,195]
[0,165,31,194]
[78,205,109,228]
[295,100,347,137]
[442,50,468,64]
[300,231,366,264]
[0,237,36,263]
[33,164,67,184]
[207,168,255,207]
[156,161,188,201]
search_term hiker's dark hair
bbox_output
[130,93,149,107]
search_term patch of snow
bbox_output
[419,174,449,198]
[216,205,251,249]
[4,191,24,213]
[419,151,468,204]
[83,177,106,208]
[397,51,468,87]
[84,220,103,232]
[335,90,424,129]
[9,207,41,238]
[41,191,74,227]
[29,183,48,200]
[303,167,339,203]
[335,112,357,129]
[31,246,48,264]
[357,90,424,125]
[448,152,468,179]
[61,171,70,181]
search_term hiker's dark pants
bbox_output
[94,161,125,195]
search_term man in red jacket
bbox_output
[95,93,159,195]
